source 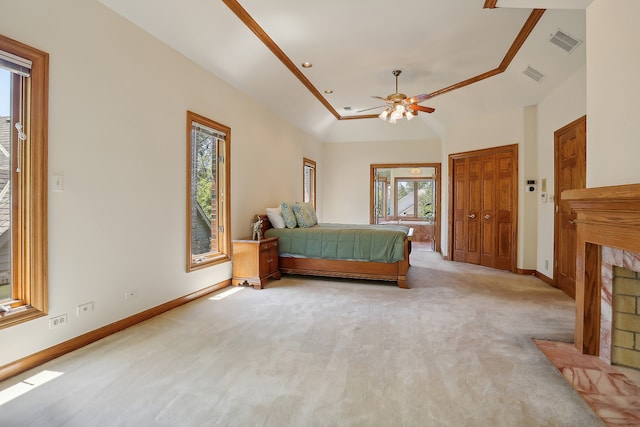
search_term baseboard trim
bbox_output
[517,268,536,275]
[534,271,555,286]
[0,280,231,383]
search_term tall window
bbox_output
[0,35,49,329]
[303,158,316,208]
[186,111,230,271]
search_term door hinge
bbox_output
[218,226,225,232]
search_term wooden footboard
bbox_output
[255,214,411,288]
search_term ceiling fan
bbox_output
[359,70,435,123]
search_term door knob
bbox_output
[467,214,476,219]
[484,214,492,220]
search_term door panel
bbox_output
[481,155,495,267]
[466,158,482,264]
[555,116,586,298]
[495,152,514,271]
[453,159,467,262]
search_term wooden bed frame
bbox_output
[256,215,412,288]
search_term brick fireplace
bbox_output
[564,183,640,370]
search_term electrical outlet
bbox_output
[49,314,68,329]
[125,289,137,300]
[77,302,94,316]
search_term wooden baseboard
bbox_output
[0,280,230,383]
[517,268,536,276]
[534,271,555,286]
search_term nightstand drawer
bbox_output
[260,240,278,251]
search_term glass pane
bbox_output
[303,158,316,207]
[0,69,11,302]
[191,122,218,257]
[418,180,434,221]
[397,181,414,217]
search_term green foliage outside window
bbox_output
[194,131,215,221]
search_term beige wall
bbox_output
[535,66,586,277]
[586,0,640,187]
[440,107,540,269]
[0,0,322,366]
[322,140,442,224]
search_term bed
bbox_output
[257,214,412,288]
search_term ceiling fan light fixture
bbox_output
[390,109,403,121]
[371,70,435,124]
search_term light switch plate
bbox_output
[52,175,64,192]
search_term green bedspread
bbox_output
[264,223,409,263]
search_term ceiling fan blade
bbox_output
[357,105,387,113]
[409,104,435,113]
[372,96,390,102]
[405,93,431,104]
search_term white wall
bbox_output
[535,66,586,277]
[0,0,322,366]
[441,106,539,269]
[322,139,441,224]
[586,0,640,187]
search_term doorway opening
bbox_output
[370,163,441,252]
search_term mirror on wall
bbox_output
[370,163,441,251]
[186,111,231,271]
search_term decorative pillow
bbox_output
[293,202,317,228]
[306,202,318,225]
[266,207,285,229]
[280,202,298,228]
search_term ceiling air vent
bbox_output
[549,30,582,53]
[523,65,545,83]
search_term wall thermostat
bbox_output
[526,179,536,192]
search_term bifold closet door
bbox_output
[451,146,516,272]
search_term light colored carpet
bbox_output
[0,252,604,426]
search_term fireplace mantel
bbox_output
[564,183,640,355]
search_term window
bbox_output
[186,111,230,271]
[396,178,435,220]
[0,35,49,329]
[303,158,316,208]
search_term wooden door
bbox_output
[480,155,496,267]
[453,158,481,264]
[554,116,586,298]
[453,159,468,262]
[449,145,518,272]
[494,152,516,270]
[466,157,482,264]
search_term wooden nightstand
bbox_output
[232,237,281,289]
